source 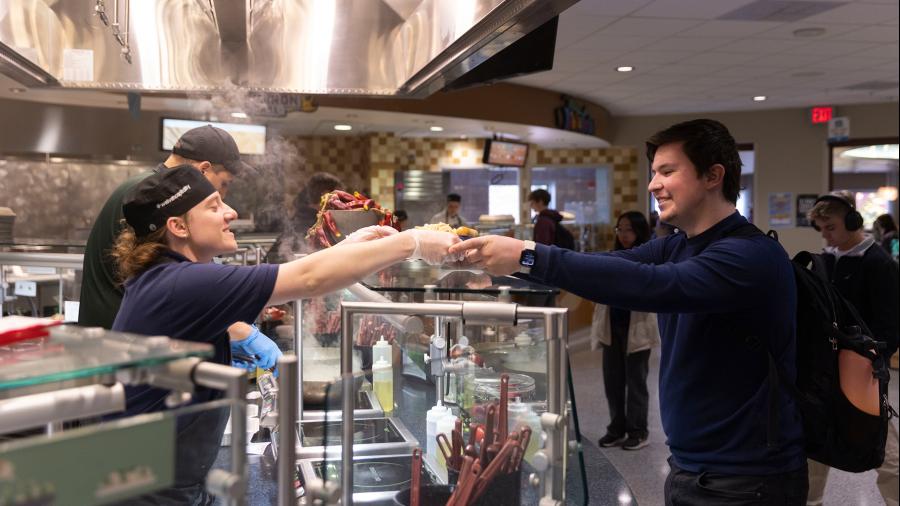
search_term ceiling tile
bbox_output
[642,36,735,51]
[829,25,900,43]
[679,51,776,65]
[675,19,784,37]
[633,0,759,19]
[599,17,704,37]
[744,51,835,67]
[565,0,655,17]
[718,38,814,53]
[817,53,897,70]
[802,2,900,23]
[555,14,619,48]
[614,50,695,65]
[712,65,786,78]
[645,63,732,76]
[569,33,658,52]
[861,43,900,58]
[755,22,864,39]
[782,40,878,55]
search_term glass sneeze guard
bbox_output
[0,325,213,395]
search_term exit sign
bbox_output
[811,106,834,124]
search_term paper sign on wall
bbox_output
[769,192,793,228]
[828,117,850,142]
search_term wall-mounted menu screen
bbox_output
[160,118,267,155]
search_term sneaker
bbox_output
[598,433,627,447]
[622,434,649,450]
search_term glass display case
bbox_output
[284,294,579,506]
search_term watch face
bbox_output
[520,249,536,267]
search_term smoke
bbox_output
[194,87,309,260]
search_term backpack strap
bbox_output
[766,353,780,448]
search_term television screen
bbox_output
[483,139,529,167]
[160,118,267,155]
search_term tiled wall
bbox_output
[535,146,640,249]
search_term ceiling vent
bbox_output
[841,80,900,91]
[718,1,846,22]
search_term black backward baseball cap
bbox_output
[172,124,252,175]
[123,166,218,237]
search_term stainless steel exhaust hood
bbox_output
[0,0,575,97]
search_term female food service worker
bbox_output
[110,166,459,505]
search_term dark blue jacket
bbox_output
[529,212,805,474]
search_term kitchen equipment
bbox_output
[298,453,439,505]
[294,417,418,460]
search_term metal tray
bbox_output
[295,416,418,460]
[298,453,438,505]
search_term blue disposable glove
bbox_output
[231,325,282,372]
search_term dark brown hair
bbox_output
[646,119,742,204]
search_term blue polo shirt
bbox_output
[112,250,279,415]
[528,212,805,475]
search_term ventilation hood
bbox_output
[0,0,574,97]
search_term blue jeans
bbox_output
[665,457,808,506]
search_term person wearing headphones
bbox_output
[806,191,899,506]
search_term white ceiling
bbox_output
[511,0,900,115]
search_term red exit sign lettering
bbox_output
[811,106,834,124]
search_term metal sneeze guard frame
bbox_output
[338,300,569,506]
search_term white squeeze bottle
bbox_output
[435,413,458,471]
[373,336,392,367]
[373,357,393,413]
[426,403,450,462]
[507,398,542,464]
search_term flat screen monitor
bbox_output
[483,139,529,167]
[160,118,267,155]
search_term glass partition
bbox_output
[293,301,579,505]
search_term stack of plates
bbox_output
[0,207,15,243]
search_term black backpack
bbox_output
[730,224,894,472]
[554,221,576,250]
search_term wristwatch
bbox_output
[519,240,537,274]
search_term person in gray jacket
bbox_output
[592,211,660,451]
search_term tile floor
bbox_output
[570,344,899,506]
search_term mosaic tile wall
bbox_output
[535,146,640,250]
[368,133,487,211]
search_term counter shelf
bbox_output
[334,301,573,506]
[0,324,212,397]
[0,325,282,506]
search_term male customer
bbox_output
[450,119,808,504]
[528,189,574,248]
[79,125,250,329]
[429,193,467,227]
[806,192,899,506]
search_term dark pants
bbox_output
[601,335,650,438]
[665,457,808,506]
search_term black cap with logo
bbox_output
[123,166,217,237]
[172,125,252,175]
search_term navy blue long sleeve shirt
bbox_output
[529,212,805,474]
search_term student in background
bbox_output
[592,211,659,451]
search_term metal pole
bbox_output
[341,306,355,506]
[545,312,562,502]
[277,355,298,506]
[293,299,303,419]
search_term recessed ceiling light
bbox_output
[334,124,352,131]
[753,95,767,102]
[231,112,248,119]
[430,126,444,132]
[792,27,826,38]
[9,87,26,93]
[616,66,634,72]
